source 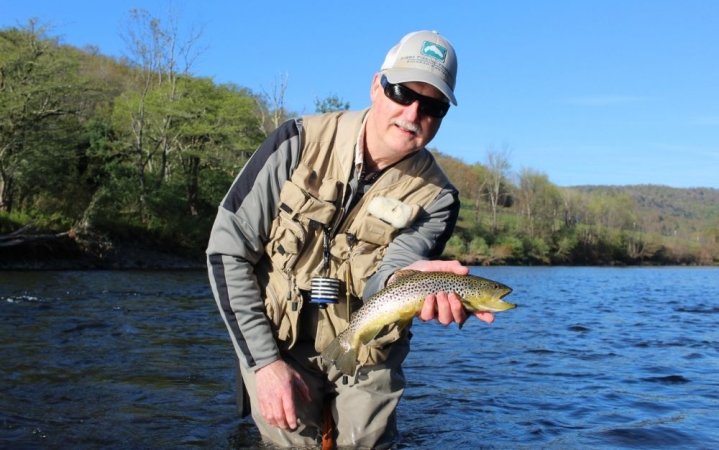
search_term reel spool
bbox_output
[310,276,340,308]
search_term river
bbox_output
[1,267,718,449]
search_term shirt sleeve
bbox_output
[206,119,302,370]
[363,184,460,298]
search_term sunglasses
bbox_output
[380,75,450,118]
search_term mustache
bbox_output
[393,119,420,134]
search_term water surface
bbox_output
[1,267,718,448]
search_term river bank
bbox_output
[1,227,714,270]
[0,233,205,270]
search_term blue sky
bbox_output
[3,0,718,188]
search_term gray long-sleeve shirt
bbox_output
[206,115,459,371]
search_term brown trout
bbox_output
[321,270,515,376]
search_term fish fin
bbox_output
[359,317,413,345]
[321,336,358,376]
[321,336,343,363]
[359,323,386,345]
[334,348,358,376]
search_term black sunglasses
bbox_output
[380,75,450,119]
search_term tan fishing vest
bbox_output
[261,109,451,365]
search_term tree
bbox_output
[256,72,293,135]
[516,168,561,238]
[470,163,490,223]
[485,146,512,232]
[314,94,350,113]
[117,7,203,222]
[173,77,264,216]
[0,21,84,215]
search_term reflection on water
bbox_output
[1,267,719,448]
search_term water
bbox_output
[1,267,718,449]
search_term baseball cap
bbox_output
[380,30,458,105]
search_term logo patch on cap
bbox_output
[421,41,447,62]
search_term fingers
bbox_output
[447,292,467,324]
[281,394,298,430]
[436,292,452,324]
[258,382,297,430]
[255,360,307,430]
[475,311,495,324]
[419,293,437,321]
[419,292,467,326]
[403,259,469,275]
[439,260,470,275]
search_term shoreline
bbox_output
[1,231,714,270]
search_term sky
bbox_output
[2,0,718,188]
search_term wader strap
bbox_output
[321,397,335,450]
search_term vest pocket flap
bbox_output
[300,196,336,224]
[353,215,396,246]
[279,181,336,225]
[279,181,308,214]
[318,178,339,202]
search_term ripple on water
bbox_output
[596,425,696,448]
[641,374,691,385]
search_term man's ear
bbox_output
[369,73,382,101]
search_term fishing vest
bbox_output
[261,109,451,365]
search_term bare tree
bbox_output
[119,7,203,220]
[485,146,512,232]
[260,72,291,133]
[516,168,562,238]
[252,72,292,136]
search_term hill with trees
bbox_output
[434,151,718,266]
[1,18,717,268]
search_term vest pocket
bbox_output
[263,277,300,347]
[280,181,337,225]
[267,213,306,272]
[353,215,396,245]
[266,178,337,272]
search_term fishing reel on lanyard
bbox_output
[309,227,340,308]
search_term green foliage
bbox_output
[468,236,489,259]
[314,94,350,113]
[443,158,719,265]
[496,235,524,261]
[0,210,32,233]
[524,236,551,264]
[444,235,467,258]
[0,23,716,266]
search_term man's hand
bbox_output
[397,260,495,326]
[254,359,311,430]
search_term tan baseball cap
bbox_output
[380,30,458,105]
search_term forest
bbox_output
[1,18,717,268]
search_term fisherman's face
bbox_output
[368,73,446,158]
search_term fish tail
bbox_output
[334,347,358,376]
[321,335,358,376]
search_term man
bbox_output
[207,30,495,449]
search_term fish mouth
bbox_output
[489,287,515,311]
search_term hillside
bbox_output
[433,151,718,266]
[575,185,719,222]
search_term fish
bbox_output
[321,270,515,376]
